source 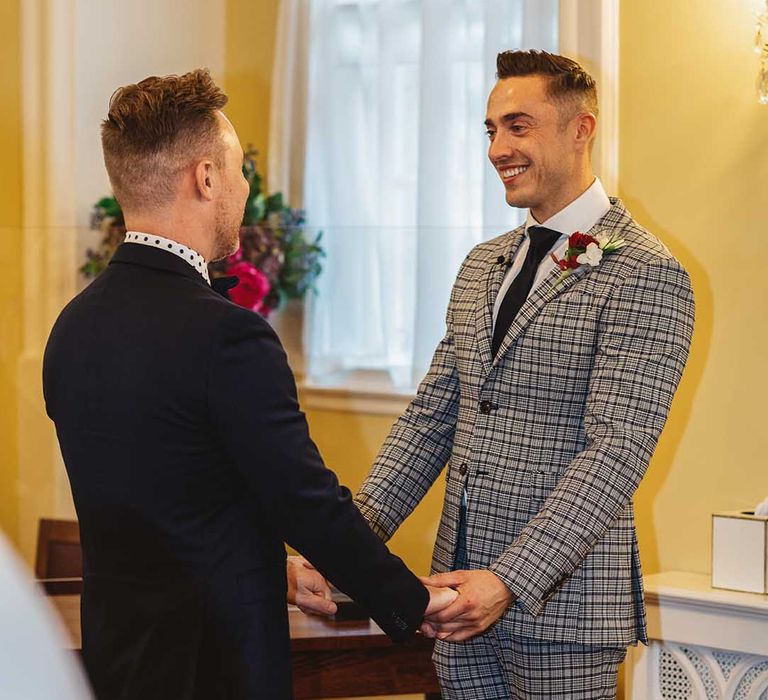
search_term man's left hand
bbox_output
[287,556,337,616]
[419,569,514,642]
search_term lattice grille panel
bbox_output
[651,642,768,699]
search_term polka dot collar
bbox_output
[124,231,210,285]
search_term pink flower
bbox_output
[225,261,271,315]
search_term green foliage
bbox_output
[95,197,123,220]
[275,218,325,302]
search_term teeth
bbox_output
[501,165,529,178]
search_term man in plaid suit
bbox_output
[296,50,694,696]
[347,50,695,698]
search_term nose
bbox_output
[488,131,513,166]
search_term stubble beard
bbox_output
[505,167,572,218]
[501,166,540,211]
[504,184,539,211]
[210,204,241,262]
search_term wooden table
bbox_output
[48,593,441,699]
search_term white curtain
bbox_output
[268,0,311,206]
[297,0,558,387]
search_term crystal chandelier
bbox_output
[757,0,768,104]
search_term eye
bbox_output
[510,125,526,134]
[485,130,496,140]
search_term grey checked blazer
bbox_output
[355,199,695,647]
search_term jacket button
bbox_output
[479,400,493,414]
[459,463,468,476]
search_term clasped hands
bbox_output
[287,556,515,642]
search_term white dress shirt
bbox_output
[124,231,211,285]
[492,178,611,326]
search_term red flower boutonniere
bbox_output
[551,230,626,285]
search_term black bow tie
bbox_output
[211,275,240,299]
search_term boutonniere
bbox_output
[551,231,626,285]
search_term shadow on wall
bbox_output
[621,196,713,575]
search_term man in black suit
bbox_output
[43,69,454,700]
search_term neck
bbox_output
[124,209,213,260]
[530,168,595,224]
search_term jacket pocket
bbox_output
[525,470,563,518]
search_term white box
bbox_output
[712,511,768,594]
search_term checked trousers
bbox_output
[433,628,627,699]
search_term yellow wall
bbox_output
[224,0,280,186]
[620,0,768,576]
[0,0,22,542]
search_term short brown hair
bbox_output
[101,68,228,211]
[496,50,598,119]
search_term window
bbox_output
[303,0,560,390]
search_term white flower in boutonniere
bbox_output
[577,242,603,267]
[550,230,627,286]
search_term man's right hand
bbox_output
[287,556,337,616]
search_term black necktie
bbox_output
[491,225,562,357]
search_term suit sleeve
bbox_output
[208,307,428,641]
[354,296,461,541]
[489,258,695,617]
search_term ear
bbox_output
[193,159,216,202]
[573,112,597,151]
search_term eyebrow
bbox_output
[484,112,535,127]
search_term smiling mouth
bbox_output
[500,165,530,180]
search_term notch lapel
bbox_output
[474,230,525,376]
[487,198,633,367]
[491,261,594,366]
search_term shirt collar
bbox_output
[123,231,210,285]
[524,177,611,239]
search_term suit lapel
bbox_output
[474,230,525,376]
[489,199,631,367]
[491,261,593,366]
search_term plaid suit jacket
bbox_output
[355,199,695,646]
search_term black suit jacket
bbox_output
[43,243,428,700]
